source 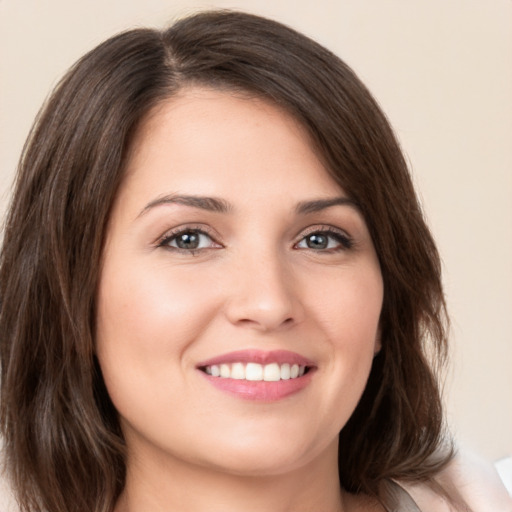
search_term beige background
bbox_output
[0,0,510,477]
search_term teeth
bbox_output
[263,362,280,382]
[231,362,245,380]
[245,362,263,381]
[280,363,291,380]
[220,364,230,378]
[203,362,309,381]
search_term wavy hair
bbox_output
[0,10,451,512]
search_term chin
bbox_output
[204,449,312,477]
[192,428,335,478]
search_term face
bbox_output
[96,87,383,478]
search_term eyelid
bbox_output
[155,224,223,250]
[298,224,350,237]
[294,225,354,250]
[296,224,352,241]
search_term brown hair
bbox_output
[0,10,451,512]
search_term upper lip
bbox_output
[196,349,315,368]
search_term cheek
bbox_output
[94,259,224,443]
[96,259,218,352]
[94,258,222,410]
[307,266,383,418]
[312,265,383,346]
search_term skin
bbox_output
[96,87,385,512]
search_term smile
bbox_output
[202,362,308,381]
[196,350,315,401]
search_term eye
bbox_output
[295,229,352,251]
[158,228,221,253]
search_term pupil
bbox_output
[307,234,328,249]
[177,232,199,249]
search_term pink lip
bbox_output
[196,350,316,402]
[196,349,315,368]
[200,373,314,401]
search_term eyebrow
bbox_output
[138,194,232,217]
[295,196,360,215]
[137,194,359,219]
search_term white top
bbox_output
[397,451,512,511]
[0,452,510,511]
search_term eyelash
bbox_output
[156,225,353,254]
[294,226,353,252]
[157,226,221,255]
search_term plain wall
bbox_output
[1,0,511,468]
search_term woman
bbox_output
[0,10,508,512]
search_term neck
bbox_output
[116,439,347,512]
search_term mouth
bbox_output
[199,362,310,381]
[196,350,315,401]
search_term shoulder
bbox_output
[401,451,512,512]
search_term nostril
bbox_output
[224,289,304,331]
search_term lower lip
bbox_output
[199,371,314,401]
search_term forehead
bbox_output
[122,86,341,201]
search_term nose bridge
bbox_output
[224,244,302,331]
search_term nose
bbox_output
[223,252,304,332]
